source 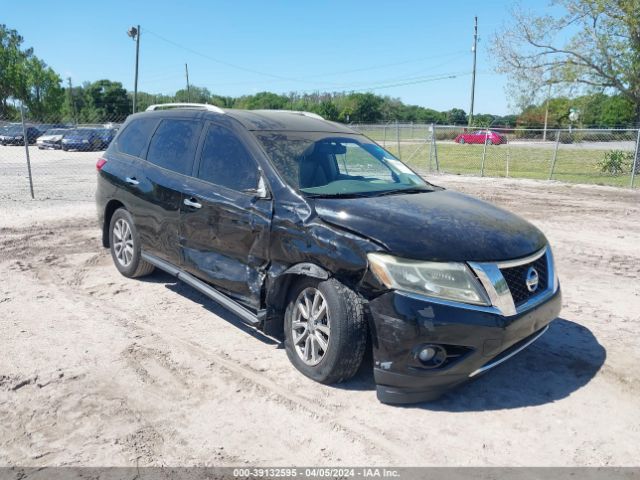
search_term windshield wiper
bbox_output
[303,192,373,199]
[372,187,433,197]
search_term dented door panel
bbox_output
[179,177,272,309]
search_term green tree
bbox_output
[236,91,289,110]
[22,57,64,120]
[445,108,468,125]
[493,0,640,124]
[82,79,130,121]
[0,24,32,117]
[175,85,211,104]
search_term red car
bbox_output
[455,130,506,145]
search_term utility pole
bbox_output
[128,25,141,113]
[67,77,77,124]
[468,16,478,127]
[185,63,191,102]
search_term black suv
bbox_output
[96,103,561,404]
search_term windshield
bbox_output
[44,129,67,135]
[254,132,431,197]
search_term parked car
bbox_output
[96,104,561,404]
[0,124,42,145]
[61,128,102,151]
[455,129,506,145]
[35,123,68,135]
[37,128,70,150]
[94,128,118,150]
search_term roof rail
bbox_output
[254,109,324,120]
[145,103,225,114]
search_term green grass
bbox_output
[381,143,637,188]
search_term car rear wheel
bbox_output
[487,139,493,145]
[109,208,154,278]
[459,138,465,144]
[284,277,367,384]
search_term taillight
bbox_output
[96,158,107,170]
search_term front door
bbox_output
[179,122,272,310]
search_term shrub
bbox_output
[598,150,634,175]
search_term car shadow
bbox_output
[138,270,280,346]
[135,272,605,409]
[335,318,606,410]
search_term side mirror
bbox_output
[244,175,270,199]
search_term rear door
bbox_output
[136,117,203,265]
[179,122,272,310]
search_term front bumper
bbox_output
[62,142,90,151]
[38,141,62,149]
[369,287,562,404]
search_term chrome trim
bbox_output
[468,246,557,317]
[495,247,546,269]
[468,262,517,316]
[468,325,549,378]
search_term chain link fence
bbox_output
[351,123,640,189]
[0,110,122,201]
[1,113,639,202]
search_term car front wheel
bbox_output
[108,208,154,278]
[459,138,465,144]
[284,277,368,384]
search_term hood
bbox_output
[313,190,546,262]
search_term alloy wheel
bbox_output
[291,287,331,366]
[112,218,134,267]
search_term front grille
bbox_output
[500,253,548,307]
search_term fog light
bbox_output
[416,344,447,368]
[418,347,437,362]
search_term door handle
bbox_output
[183,197,202,209]
[125,176,139,185]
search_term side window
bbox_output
[146,119,201,175]
[116,118,158,157]
[197,124,258,191]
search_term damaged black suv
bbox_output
[96,103,561,404]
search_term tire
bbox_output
[283,277,367,384]
[487,139,493,145]
[108,208,155,278]
[459,138,465,144]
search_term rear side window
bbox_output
[116,118,157,157]
[197,124,258,191]
[147,119,201,175]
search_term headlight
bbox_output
[367,253,490,306]
[82,139,89,143]
[16,135,23,139]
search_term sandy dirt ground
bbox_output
[1,173,639,467]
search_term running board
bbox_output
[141,252,261,326]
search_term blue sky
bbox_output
[4,0,556,115]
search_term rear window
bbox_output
[116,118,158,157]
[146,119,201,175]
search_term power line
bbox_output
[143,28,335,85]
[143,27,471,89]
